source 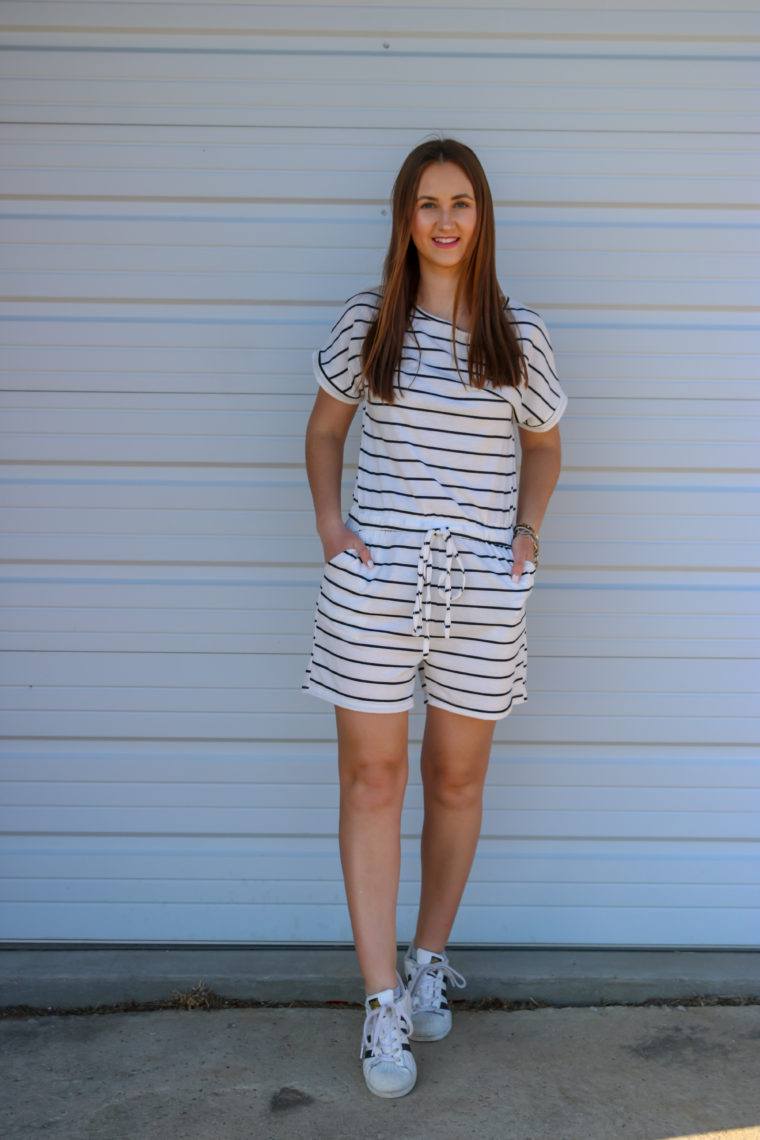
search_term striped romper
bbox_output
[302,290,568,721]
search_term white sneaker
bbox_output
[404,945,466,1042]
[360,976,417,1099]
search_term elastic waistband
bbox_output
[348,515,512,549]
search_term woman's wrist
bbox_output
[513,521,540,565]
[318,518,354,559]
[317,513,346,541]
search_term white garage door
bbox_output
[1,1,758,946]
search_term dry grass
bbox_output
[1,987,757,1020]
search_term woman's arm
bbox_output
[305,387,373,566]
[511,423,562,580]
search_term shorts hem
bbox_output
[302,681,416,716]
[425,693,527,722]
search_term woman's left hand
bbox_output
[511,532,536,582]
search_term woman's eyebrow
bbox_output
[416,192,474,202]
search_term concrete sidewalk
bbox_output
[2,949,758,1139]
[2,1003,759,1139]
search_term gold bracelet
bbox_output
[513,522,539,565]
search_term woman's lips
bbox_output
[433,237,459,245]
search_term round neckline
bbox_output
[413,295,512,334]
[414,304,470,335]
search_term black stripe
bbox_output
[306,675,411,705]
[313,637,416,677]
[315,603,416,642]
[313,616,419,656]
[366,407,512,444]
[358,441,511,479]
[423,660,523,694]
[311,652,413,690]
[423,685,525,716]
[361,425,515,461]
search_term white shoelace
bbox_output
[360,1000,412,1062]
[407,958,466,1014]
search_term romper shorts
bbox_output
[302,524,536,721]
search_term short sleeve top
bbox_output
[313,289,568,543]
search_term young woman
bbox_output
[302,138,567,1098]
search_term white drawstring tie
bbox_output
[412,527,466,658]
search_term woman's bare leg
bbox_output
[336,706,409,994]
[413,705,496,953]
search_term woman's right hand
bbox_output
[321,523,374,568]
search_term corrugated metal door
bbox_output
[1,1,758,945]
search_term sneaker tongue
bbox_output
[416,947,444,966]
[367,987,395,1009]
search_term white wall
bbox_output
[1,1,758,945]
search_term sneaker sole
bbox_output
[365,1079,416,1099]
[363,1064,417,1098]
[410,1026,450,1042]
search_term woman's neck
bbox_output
[415,275,470,330]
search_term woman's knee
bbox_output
[423,757,486,811]
[420,706,493,811]
[340,754,407,813]
[336,708,409,813]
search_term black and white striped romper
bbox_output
[302,290,568,720]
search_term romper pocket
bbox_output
[326,547,359,569]
[501,558,535,621]
[512,558,536,586]
[486,540,535,585]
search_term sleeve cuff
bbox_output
[312,350,362,405]
[518,389,568,433]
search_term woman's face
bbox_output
[409,161,478,276]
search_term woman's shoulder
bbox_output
[503,296,553,351]
[504,296,547,333]
[331,287,383,329]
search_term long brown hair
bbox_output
[361,138,527,403]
